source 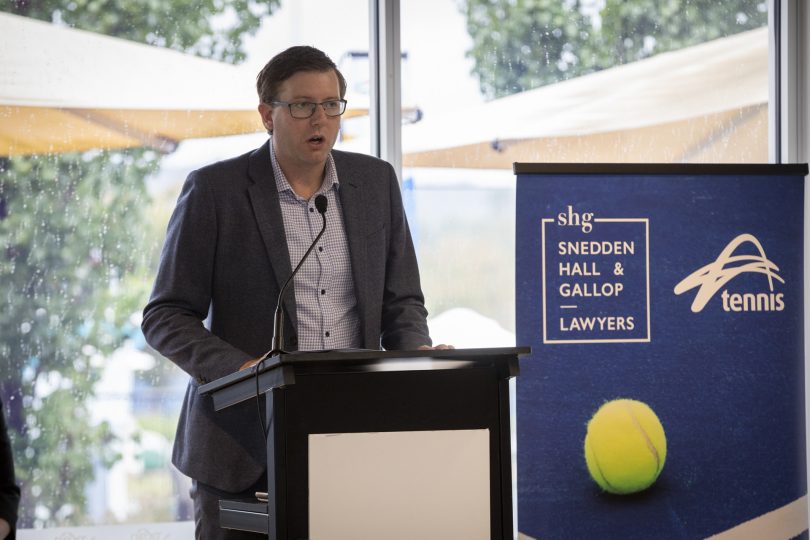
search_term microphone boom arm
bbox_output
[267,194,329,357]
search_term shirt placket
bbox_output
[309,194,332,349]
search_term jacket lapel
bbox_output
[246,141,298,332]
[335,154,369,345]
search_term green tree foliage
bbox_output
[0,0,277,527]
[0,151,160,527]
[6,0,271,63]
[462,0,592,99]
[461,0,768,99]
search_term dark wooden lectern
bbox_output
[199,347,528,540]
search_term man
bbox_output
[142,46,447,539]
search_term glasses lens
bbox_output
[323,100,347,117]
[289,102,316,119]
[280,101,346,118]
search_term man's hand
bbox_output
[418,344,455,350]
[239,357,261,371]
[0,518,11,540]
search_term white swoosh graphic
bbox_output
[674,234,783,313]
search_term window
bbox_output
[399,0,769,349]
[0,0,786,534]
[1,0,370,531]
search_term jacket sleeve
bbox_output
[141,171,252,383]
[0,399,20,540]
[379,166,432,350]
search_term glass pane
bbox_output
[144,1,372,526]
[400,0,769,348]
[1,0,369,531]
[143,0,371,524]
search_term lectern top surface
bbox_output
[199,346,529,397]
[513,162,809,176]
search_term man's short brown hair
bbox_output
[256,45,347,104]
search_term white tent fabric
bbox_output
[0,13,260,111]
[402,27,768,168]
[0,12,366,156]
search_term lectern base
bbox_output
[199,348,529,540]
[219,499,268,534]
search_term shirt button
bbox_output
[325,331,330,337]
[318,246,324,252]
[309,207,314,213]
[321,289,326,295]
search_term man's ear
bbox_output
[258,103,273,133]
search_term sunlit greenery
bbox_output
[461,0,767,99]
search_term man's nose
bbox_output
[310,103,328,122]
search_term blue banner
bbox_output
[515,164,807,539]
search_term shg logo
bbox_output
[674,233,785,313]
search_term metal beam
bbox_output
[369,0,402,182]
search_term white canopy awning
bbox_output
[403,27,768,167]
[0,12,365,156]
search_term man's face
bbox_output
[260,69,342,172]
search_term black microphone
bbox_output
[268,194,328,356]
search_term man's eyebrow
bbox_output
[286,95,341,101]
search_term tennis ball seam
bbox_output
[623,400,662,473]
[586,436,619,493]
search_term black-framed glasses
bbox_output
[270,99,347,119]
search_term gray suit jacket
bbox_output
[141,141,430,492]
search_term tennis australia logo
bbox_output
[673,233,785,313]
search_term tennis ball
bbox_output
[584,399,666,494]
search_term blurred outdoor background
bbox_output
[0,0,768,532]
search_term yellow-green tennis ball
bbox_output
[584,399,666,494]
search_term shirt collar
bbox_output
[269,138,340,197]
